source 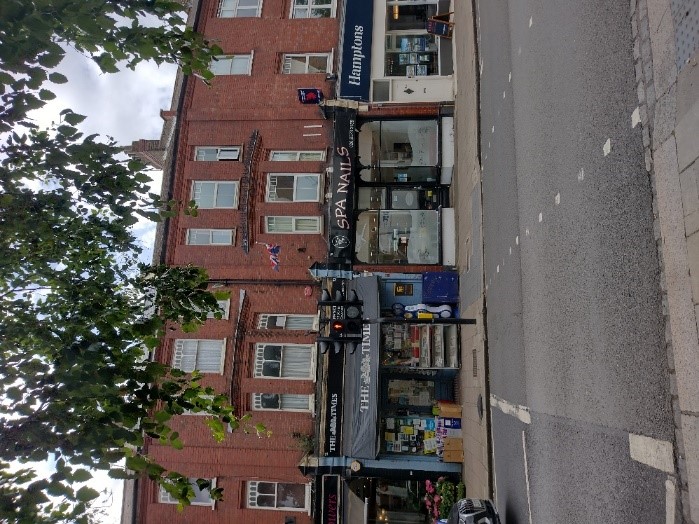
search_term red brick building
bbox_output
[126,0,339,521]
[124,0,460,522]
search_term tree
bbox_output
[0,0,222,132]
[0,2,254,522]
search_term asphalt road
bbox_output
[477,0,676,521]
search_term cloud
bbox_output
[34,48,177,144]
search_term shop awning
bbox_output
[342,276,380,459]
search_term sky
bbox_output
[30,47,179,523]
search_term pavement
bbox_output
[452,0,699,520]
[633,0,699,520]
[451,0,492,503]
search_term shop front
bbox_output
[338,0,455,103]
[327,108,456,269]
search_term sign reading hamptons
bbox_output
[339,0,373,101]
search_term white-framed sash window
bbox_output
[247,481,311,511]
[290,0,334,18]
[186,229,235,245]
[257,314,317,330]
[265,216,321,233]
[253,343,313,379]
[218,0,261,17]
[192,181,239,209]
[172,339,226,373]
[160,478,217,507]
[266,174,320,202]
[208,300,231,320]
[281,53,330,74]
[269,150,326,161]
[251,393,314,412]
[195,146,241,161]
[210,54,252,75]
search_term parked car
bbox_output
[446,498,501,524]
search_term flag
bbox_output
[264,243,280,271]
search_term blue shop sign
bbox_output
[339,0,373,101]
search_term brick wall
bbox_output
[135,0,338,520]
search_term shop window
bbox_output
[192,181,239,209]
[186,229,235,245]
[281,53,331,74]
[247,481,310,510]
[266,174,320,202]
[253,343,313,379]
[251,393,314,412]
[290,0,334,18]
[160,478,217,506]
[357,120,438,169]
[269,150,326,161]
[195,146,241,161]
[218,0,261,17]
[210,54,252,75]
[265,216,321,233]
[257,314,317,330]
[354,210,439,265]
[172,339,225,373]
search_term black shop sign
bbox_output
[328,107,357,265]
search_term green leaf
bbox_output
[39,89,57,101]
[63,112,87,125]
[72,469,92,482]
[49,72,69,84]
[75,486,100,502]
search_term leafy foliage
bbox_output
[0,123,265,522]
[0,0,222,132]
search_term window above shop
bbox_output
[218,0,261,17]
[186,228,235,245]
[160,478,217,507]
[266,174,320,202]
[195,146,241,161]
[269,150,326,161]
[253,343,314,379]
[281,53,331,74]
[251,393,314,412]
[265,216,321,233]
[247,481,310,511]
[290,0,335,18]
[210,54,252,75]
[192,181,239,209]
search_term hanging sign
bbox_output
[298,88,324,104]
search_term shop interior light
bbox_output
[393,4,399,19]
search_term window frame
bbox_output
[186,229,235,246]
[210,54,253,75]
[269,150,326,161]
[209,299,231,320]
[266,173,321,203]
[247,481,311,511]
[251,393,315,412]
[265,216,322,233]
[290,0,335,18]
[281,53,331,74]
[192,181,239,209]
[172,339,226,374]
[257,314,317,330]
[253,343,315,379]
[195,146,242,161]
[160,478,217,508]
[218,0,262,17]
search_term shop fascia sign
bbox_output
[339,0,373,101]
[328,108,357,264]
[358,324,372,414]
[324,350,344,457]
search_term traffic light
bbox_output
[318,287,363,354]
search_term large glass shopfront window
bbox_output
[347,478,429,523]
[355,210,439,265]
[358,120,439,184]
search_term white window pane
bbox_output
[187,229,210,245]
[298,151,325,161]
[211,230,233,244]
[215,183,237,207]
[307,55,328,73]
[296,175,319,201]
[196,147,218,161]
[287,56,308,74]
[295,217,320,232]
[267,216,293,232]
[193,182,216,208]
[230,56,250,74]
[217,147,240,160]
[210,57,233,75]
[270,151,297,161]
